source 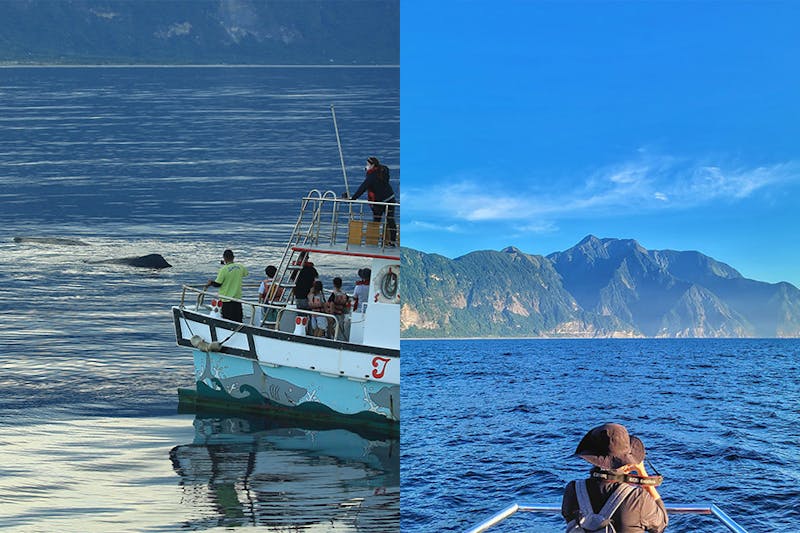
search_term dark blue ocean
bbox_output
[0,66,398,532]
[401,338,800,532]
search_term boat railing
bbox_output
[292,189,400,252]
[262,189,399,315]
[178,285,345,341]
[466,502,748,533]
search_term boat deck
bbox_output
[291,242,399,260]
[280,190,398,253]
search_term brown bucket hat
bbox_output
[574,423,645,470]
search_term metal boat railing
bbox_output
[178,285,344,340]
[466,502,747,533]
[264,189,399,317]
[293,189,400,251]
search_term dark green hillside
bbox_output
[402,246,626,338]
[0,0,398,65]
[401,237,800,338]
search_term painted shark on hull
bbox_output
[198,354,308,405]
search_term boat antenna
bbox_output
[330,105,350,197]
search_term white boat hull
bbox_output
[173,307,399,433]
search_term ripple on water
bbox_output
[401,338,800,532]
[2,66,400,532]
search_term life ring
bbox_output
[374,264,400,304]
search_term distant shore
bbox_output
[0,63,399,68]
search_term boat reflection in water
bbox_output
[169,413,399,531]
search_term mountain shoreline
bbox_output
[401,235,800,339]
[0,1,399,66]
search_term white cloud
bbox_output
[684,164,792,200]
[406,220,461,233]
[403,156,799,226]
[441,182,526,221]
[516,221,558,234]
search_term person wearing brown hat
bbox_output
[561,423,668,533]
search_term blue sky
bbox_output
[401,1,800,287]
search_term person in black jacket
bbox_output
[292,257,318,311]
[349,156,397,245]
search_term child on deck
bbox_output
[309,280,327,337]
[256,265,283,325]
[326,277,350,340]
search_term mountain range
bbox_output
[401,235,800,338]
[0,1,398,65]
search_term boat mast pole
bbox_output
[331,105,350,198]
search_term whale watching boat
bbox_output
[172,190,400,436]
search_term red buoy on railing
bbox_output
[210,298,222,319]
[293,315,308,336]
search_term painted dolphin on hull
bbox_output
[85,254,172,269]
[369,385,400,419]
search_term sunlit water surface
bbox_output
[0,66,398,532]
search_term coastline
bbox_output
[0,63,400,68]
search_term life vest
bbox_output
[260,278,284,302]
[565,481,635,533]
[260,278,272,301]
[353,279,369,310]
[309,292,325,311]
[331,290,349,314]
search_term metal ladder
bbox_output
[268,190,333,309]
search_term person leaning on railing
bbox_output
[345,156,397,246]
[256,264,283,324]
[309,280,327,337]
[204,249,249,323]
[326,276,350,339]
[562,423,668,533]
[258,265,280,304]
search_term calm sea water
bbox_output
[0,66,398,532]
[400,338,800,532]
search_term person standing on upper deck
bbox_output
[348,156,397,246]
[204,249,249,323]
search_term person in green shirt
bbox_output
[204,249,249,322]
